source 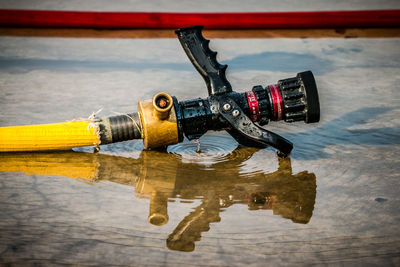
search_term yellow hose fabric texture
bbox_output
[0,120,100,152]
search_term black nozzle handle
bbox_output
[175,25,232,96]
[213,95,293,157]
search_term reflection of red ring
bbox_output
[246,91,259,121]
[269,84,283,121]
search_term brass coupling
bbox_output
[138,92,179,149]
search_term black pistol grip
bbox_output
[215,96,293,157]
[175,25,232,96]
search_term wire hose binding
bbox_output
[107,112,142,142]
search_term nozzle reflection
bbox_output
[0,147,316,252]
[148,191,169,226]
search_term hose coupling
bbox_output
[138,92,180,149]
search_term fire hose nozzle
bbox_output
[138,92,180,149]
[0,25,320,157]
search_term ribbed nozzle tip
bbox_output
[298,71,320,123]
[277,71,320,123]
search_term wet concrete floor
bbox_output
[0,37,399,265]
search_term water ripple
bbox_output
[167,134,238,166]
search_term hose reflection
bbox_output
[0,147,316,252]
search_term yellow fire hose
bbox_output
[0,120,100,152]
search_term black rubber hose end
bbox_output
[108,112,142,142]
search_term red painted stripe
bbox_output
[0,9,399,29]
[269,85,283,121]
[246,91,259,121]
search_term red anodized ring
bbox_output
[268,84,283,121]
[245,91,260,121]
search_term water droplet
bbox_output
[195,139,201,153]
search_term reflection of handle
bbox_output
[167,198,220,252]
[175,25,232,96]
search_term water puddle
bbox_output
[0,133,316,252]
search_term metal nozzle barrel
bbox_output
[249,71,320,125]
